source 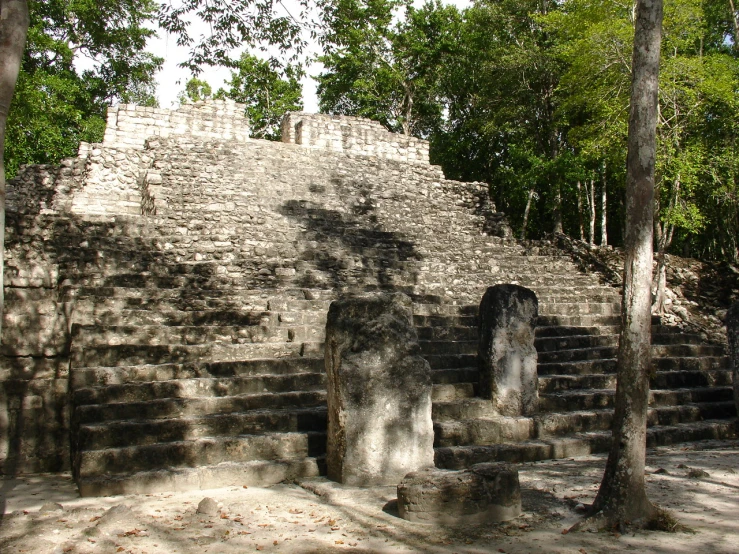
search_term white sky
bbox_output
[149,0,471,111]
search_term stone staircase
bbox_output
[8,115,734,494]
[53,213,734,495]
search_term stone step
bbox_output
[424,354,476,371]
[539,369,734,393]
[537,315,622,328]
[537,302,622,316]
[71,323,291,347]
[654,356,730,371]
[76,458,324,497]
[535,325,620,338]
[71,357,324,389]
[74,372,326,406]
[72,309,326,329]
[539,386,734,412]
[77,407,329,451]
[537,359,618,376]
[537,346,618,364]
[417,325,477,342]
[434,419,737,469]
[74,390,327,425]
[430,367,478,385]
[70,342,324,368]
[77,431,327,477]
[419,341,476,357]
[431,382,476,402]
[535,334,618,352]
[434,403,737,448]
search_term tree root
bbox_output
[568,504,690,534]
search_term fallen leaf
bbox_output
[335,540,344,545]
[273,540,279,545]
[561,528,569,535]
[89,516,101,522]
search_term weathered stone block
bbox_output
[325,293,434,486]
[2,288,71,357]
[397,463,522,524]
[478,284,538,416]
[727,302,739,414]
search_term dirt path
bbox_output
[1,439,738,554]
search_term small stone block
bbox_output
[397,463,522,524]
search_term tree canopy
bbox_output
[6,0,162,178]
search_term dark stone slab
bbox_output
[325,293,434,486]
[478,284,539,416]
[397,463,522,524]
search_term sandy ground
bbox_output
[1,439,738,554]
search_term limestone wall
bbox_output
[103,100,249,150]
[1,215,71,474]
[281,113,431,165]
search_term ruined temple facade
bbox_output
[2,101,733,494]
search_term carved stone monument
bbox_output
[324,293,434,486]
[478,284,539,416]
[397,463,522,523]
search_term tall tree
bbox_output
[0,0,29,338]
[215,53,303,140]
[583,0,663,527]
[6,0,162,178]
[317,0,461,137]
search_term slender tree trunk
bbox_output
[587,0,663,526]
[0,0,30,339]
[520,188,535,240]
[600,162,608,246]
[653,177,679,314]
[553,182,563,234]
[577,180,585,241]
[585,178,596,244]
[729,0,739,51]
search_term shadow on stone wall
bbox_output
[279,199,421,294]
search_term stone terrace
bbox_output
[2,102,734,495]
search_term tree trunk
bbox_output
[729,0,739,52]
[585,178,596,245]
[553,182,563,234]
[577,180,585,241]
[653,177,679,315]
[600,162,608,246]
[586,0,663,527]
[520,188,535,240]
[0,0,30,338]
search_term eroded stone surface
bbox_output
[728,302,739,413]
[397,463,522,524]
[478,284,539,416]
[325,293,434,486]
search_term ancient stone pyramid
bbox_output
[3,100,734,495]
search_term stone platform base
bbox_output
[397,463,521,524]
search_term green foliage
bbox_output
[6,0,162,178]
[178,78,213,104]
[157,0,311,72]
[316,0,462,136]
[214,54,303,140]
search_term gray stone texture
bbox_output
[397,463,522,524]
[727,302,739,414]
[324,293,434,486]
[282,112,430,165]
[478,284,539,416]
